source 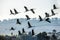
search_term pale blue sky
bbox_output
[0,0,60,21]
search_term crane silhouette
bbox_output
[28,21,33,28]
[53,4,57,9]
[30,9,35,14]
[39,15,43,21]
[24,6,35,14]
[45,12,50,17]
[10,9,15,15]
[24,6,29,12]
[16,19,21,24]
[45,18,51,23]
[45,9,57,18]
[38,15,51,23]
[25,15,30,20]
[51,9,55,16]
[14,8,20,14]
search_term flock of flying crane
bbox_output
[10,4,58,32]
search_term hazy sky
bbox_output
[0,0,60,21]
[0,0,60,35]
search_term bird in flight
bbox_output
[25,15,30,20]
[51,9,56,16]
[45,18,51,23]
[24,6,35,14]
[10,9,15,15]
[53,4,57,9]
[45,12,50,17]
[30,9,35,14]
[16,19,21,24]
[45,9,58,18]
[38,15,51,23]
[14,8,20,15]
[10,8,20,15]
[28,21,33,28]
[39,15,43,21]
[24,6,29,12]
[45,9,57,17]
